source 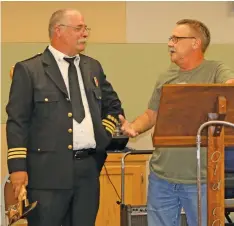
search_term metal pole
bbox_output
[121,152,131,205]
[120,150,153,205]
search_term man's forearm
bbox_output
[131,109,157,135]
[226,79,234,84]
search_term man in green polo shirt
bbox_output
[119,19,234,226]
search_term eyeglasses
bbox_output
[59,24,91,33]
[169,36,196,44]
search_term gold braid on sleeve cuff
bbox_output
[102,115,118,137]
[8,147,27,160]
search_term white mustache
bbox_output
[168,47,176,53]
[77,38,87,44]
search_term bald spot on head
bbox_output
[48,9,82,39]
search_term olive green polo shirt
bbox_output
[148,60,234,184]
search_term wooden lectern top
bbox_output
[153,84,234,147]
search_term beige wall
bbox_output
[126,1,234,43]
[2,1,126,43]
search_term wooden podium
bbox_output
[152,84,234,226]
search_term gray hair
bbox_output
[48,9,80,39]
[176,19,211,53]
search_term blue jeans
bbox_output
[147,172,207,226]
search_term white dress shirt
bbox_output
[48,45,96,150]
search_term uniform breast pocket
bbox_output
[34,91,59,118]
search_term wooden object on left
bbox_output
[4,179,24,226]
[4,179,37,226]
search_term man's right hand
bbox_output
[10,171,28,200]
[119,115,139,138]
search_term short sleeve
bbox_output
[148,64,179,111]
[215,63,234,83]
[148,83,162,111]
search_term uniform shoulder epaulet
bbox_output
[21,53,42,62]
[10,53,42,79]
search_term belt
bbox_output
[73,149,96,160]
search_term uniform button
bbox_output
[68,145,73,150]
[68,112,73,118]
[44,98,49,102]
[68,128,72,133]
[38,148,41,152]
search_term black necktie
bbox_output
[64,57,85,123]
